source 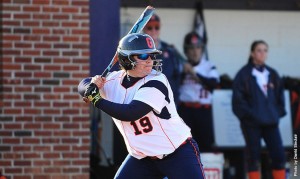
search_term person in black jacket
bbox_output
[232,40,286,179]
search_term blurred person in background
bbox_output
[143,14,184,106]
[178,31,220,152]
[232,40,286,179]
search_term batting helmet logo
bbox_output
[146,37,154,48]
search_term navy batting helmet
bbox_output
[117,33,162,71]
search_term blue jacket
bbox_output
[157,41,183,106]
[232,62,286,126]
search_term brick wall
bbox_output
[1,0,90,178]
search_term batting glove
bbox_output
[84,83,102,106]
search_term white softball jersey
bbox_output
[179,57,220,105]
[100,69,192,159]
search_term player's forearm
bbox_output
[95,100,153,121]
[196,74,219,90]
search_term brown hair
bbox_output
[247,40,268,63]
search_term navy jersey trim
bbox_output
[139,80,171,120]
[139,80,170,103]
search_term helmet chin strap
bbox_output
[153,59,163,74]
[131,62,136,69]
[127,55,137,70]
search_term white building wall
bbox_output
[121,7,300,79]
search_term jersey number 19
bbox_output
[130,117,153,135]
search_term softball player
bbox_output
[178,32,219,152]
[78,33,205,179]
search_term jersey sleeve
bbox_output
[197,59,220,81]
[133,80,170,114]
[208,67,220,81]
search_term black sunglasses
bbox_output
[136,54,156,60]
[146,26,160,31]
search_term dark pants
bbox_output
[114,138,205,179]
[241,123,286,171]
[178,104,215,152]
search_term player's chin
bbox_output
[142,67,152,75]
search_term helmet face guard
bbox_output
[117,33,162,72]
[129,52,162,73]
